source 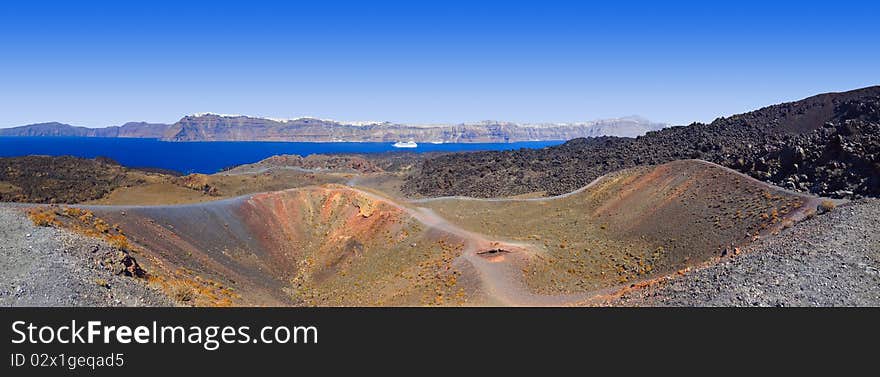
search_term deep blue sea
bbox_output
[0,137,563,174]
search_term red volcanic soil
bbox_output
[89,185,472,306]
[236,188,409,284]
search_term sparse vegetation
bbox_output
[804,209,817,220]
[95,278,110,289]
[149,268,238,307]
[27,207,61,227]
[172,285,194,303]
[27,206,133,252]
[819,200,837,214]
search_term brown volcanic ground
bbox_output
[89,185,478,306]
[417,160,819,297]
[71,160,819,306]
[87,169,351,206]
[0,155,359,206]
[0,156,171,203]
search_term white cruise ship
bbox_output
[392,140,418,148]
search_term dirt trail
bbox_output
[349,159,828,306]
[350,187,594,306]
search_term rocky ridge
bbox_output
[604,199,880,307]
[403,86,880,199]
[2,115,666,143]
[0,121,170,138]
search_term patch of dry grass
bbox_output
[820,200,837,213]
[148,267,239,307]
[28,206,133,251]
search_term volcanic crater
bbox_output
[69,159,821,306]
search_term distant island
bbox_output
[0,114,667,143]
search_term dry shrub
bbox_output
[150,269,239,307]
[819,200,836,213]
[172,285,194,303]
[27,207,60,227]
[29,206,132,251]
[106,234,131,251]
[804,209,817,220]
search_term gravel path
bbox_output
[0,206,173,306]
[609,199,880,306]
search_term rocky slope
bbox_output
[0,207,172,307]
[225,154,384,174]
[603,199,880,307]
[404,86,880,199]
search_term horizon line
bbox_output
[1,114,671,129]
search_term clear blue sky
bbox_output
[0,0,877,127]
